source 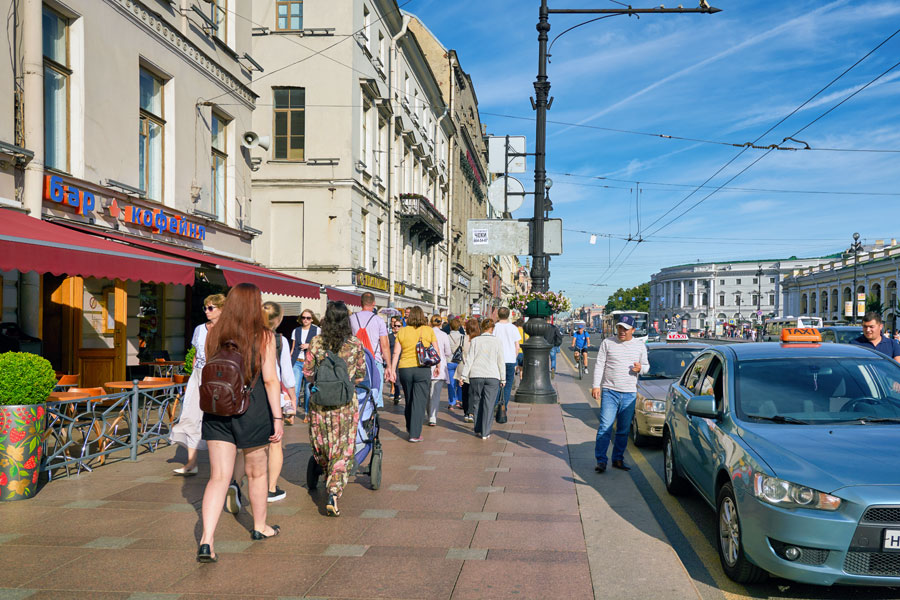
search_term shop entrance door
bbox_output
[66,277,127,388]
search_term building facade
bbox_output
[407,20,491,317]
[781,239,900,329]
[0,0,319,387]
[250,1,453,315]
[649,256,835,331]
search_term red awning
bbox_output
[0,210,198,285]
[325,287,363,308]
[63,223,320,300]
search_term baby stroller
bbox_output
[307,347,383,491]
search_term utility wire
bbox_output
[639,26,900,238]
[479,111,900,154]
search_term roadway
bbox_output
[559,342,900,600]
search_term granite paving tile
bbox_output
[356,519,477,548]
[472,520,586,552]
[363,545,448,559]
[166,554,337,597]
[21,591,130,600]
[486,549,588,563]
[103,483,205,504]
[452,559,593,600]
[483,491,579,515]
[28,549,199,593]
[498,455,572,472]
[0,551,80,590]
[383,491,488,512]
[16,508,168,538]
[307,556,461,599]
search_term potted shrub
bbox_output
[174,347,195,384]
[0,352,57,501]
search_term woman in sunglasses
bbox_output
[171,293,225,475]
[290,309,319,423]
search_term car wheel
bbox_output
[716,482,767,584]
[663,433,690,495]
[631,418,651,447]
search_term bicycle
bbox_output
[573,348,583,380]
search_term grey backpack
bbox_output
[310,350,353,407]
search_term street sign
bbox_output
[756,310,762,316]
[466,219,563,255]
[487,136,527,174]
[487,176,525,214]
[471,303,481,316]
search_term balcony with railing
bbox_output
[398,193,445,246]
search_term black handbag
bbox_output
[495,400,508,424]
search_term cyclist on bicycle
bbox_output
[571,325,591,374]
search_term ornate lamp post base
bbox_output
[514,316,558,404]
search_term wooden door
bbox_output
[75,279,127,388]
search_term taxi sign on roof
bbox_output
[780,328,821,343]
[666,332,689,342]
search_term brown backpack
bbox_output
[199,340,259,417]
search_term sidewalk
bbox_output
[0,360,697,599]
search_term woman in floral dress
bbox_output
[303,301,367,517]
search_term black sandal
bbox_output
[197,544,217,563]
[250,524,281,540]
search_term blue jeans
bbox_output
[293,361,311,414]
[549,346,559,370]
[497,362,517,408]
[446,362,462,406]
[594,389,637,465]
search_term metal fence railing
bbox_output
[41,382,185,480]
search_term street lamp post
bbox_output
[516,0,720,404]
[756,264,763,335]
[851,232,862,324]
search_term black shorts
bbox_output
[202,379,273,448]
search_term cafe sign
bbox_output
[109,199,206,241]
[355,271,405,296]
[44,174,95,215]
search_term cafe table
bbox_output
[103,380,171,392]
[138,361,185,378]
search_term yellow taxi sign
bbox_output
[780,327,821,343]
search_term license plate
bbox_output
[884,529,900,551]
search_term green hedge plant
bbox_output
[183,347,196,376]
[0,352,57,406]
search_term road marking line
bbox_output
[628,445,750,600]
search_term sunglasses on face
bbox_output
[204,306,217,312]
[301,316,312,321]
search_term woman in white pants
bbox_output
[170,293,224,475]
[427,315,453,426]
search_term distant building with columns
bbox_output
[649,256,835,331]
[781,239,900,331]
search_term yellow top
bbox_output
[517,326,528,343]
[396,325,436,368]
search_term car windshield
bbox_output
[644,347,706,379]
[736,357,900,424]
[633,316,648,337]
[834,329,861,343]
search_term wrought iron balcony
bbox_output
[398,194,445,245]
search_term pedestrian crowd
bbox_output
[169,284,531,563]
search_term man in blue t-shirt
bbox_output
[849,312,900,361]
[571,325,591,374]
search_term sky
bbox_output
[405,0,900,308]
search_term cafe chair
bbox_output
[55,373,80,388]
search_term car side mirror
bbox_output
[686,395,718,419]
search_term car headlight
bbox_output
[752,473,841,511]
[642,399,666,413]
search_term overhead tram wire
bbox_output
[479,111,900,154]
[645,55,900,238]
[548,172,900,197]
[637,25,900,239]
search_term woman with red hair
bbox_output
[197,283,284,563]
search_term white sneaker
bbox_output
[224,481,242,514]
[583,367,589,374]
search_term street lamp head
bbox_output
[853,232,860,241]
[545,178,553,190]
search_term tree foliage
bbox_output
[604,283,651,313]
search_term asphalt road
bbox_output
[560,342,900,600]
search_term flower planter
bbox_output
[0,403,46,501]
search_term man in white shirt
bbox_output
[350,292,391,407]
[591,315,649,472]
[493,307,521,409]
